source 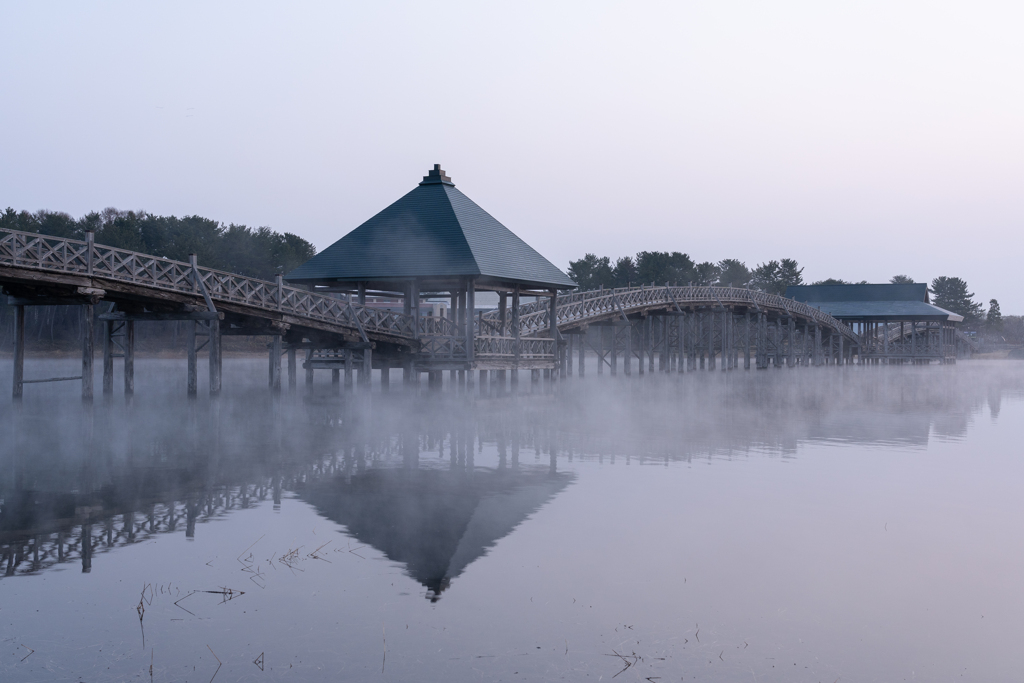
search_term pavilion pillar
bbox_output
[512,284,521,387]
[466,278,476,363]
[403,282,413,385]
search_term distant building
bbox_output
[785,284,966,363]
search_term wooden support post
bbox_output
[512,285,521,372]
[287,348,297,390]
[344,349,353,389]
[707,311,715,371]
[775,319,782,368]
[305,348,314,386]
[403,284,414,385]
[332,368,341,393]
[814,324,822,366]
[744,312,751,370]
[80,304,95,400]
[786,318,795,368]
[647,315,655,373]
[578,329,585,376]
[270,335,282,392]
[637,320,645,376]
[566,334,573,377]
[124,320,135,397]
[661,316,669,372]
[624,323,632,376]
[102,320,114,396]
[598,325,605,375]
[361,347,372,387]
[208,319,220,395]
[838,334,845,366]
[187,320,197,397]
[380,365,390,392]
[12,304,24,399]
[610,326,617,375]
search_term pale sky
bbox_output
[2,2,1022,310]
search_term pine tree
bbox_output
[930,276,983,324]
[987,299,1002,330]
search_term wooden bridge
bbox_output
[1,227,969,399]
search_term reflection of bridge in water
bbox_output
[1,370,1009,585]
[1,167,973,402]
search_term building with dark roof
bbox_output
[786,283,966,363]
[286,165,573,374]
[286,164,574,294]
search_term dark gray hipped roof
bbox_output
[787,283,930,303]
[786,284,962,322]
[285,165,576,290]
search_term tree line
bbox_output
[567,251,1003,331]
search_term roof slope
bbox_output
[786,284,962,321]
[786,283,929,303]
[286,165,576,289]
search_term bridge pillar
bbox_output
[305,349,314,387]
[360,348,372,387]
[814,324,822,366]
[380,364,390,392]
[124,320,135,397]
[208,319,220,395]
[287,348,297,391]
[332,368,341,393]
[707,312,715,371]
[269,335,282,392]
[623,323,632,376]
[578,332,585,376]
[82,304,94,401]
[345,350,355,389]
[102,320,114,396]
[566,335,573,377]
[12,304,24,399]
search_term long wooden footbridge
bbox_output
[2,225,951,399]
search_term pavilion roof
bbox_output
[285,165,576,291]
[786,284,963,322]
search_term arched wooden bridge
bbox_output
[0,227,966,398]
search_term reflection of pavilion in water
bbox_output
[302,466,571,600]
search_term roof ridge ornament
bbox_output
[419,164,454,186]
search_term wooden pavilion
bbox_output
[286,165,576,380]
[785,284,967,363]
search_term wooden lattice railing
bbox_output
[0,228,416,340]
[483,285,857,340]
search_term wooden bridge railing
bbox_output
[0,228,416,341]
[484,285,857,340]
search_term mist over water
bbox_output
[2,360,1024,682]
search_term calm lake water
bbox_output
[2,360,1024,682]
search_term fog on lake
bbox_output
[2,359,1023,682]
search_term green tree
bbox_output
[612,256,637,288]
[751,258,803,295]
[567,253,614,290]
[811,278,850,286]
[715,259,750,287]
[890,274,915,284]
[693,261,720,286]
[987,299,1002,331]
[930,276,983,324]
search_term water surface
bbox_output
[2,360,1023,681]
